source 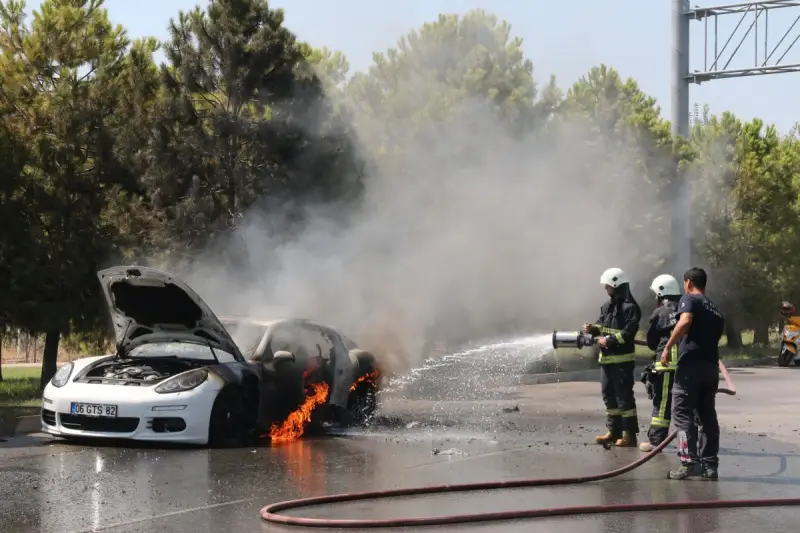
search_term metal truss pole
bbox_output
[672,0,692,275]
[671,0,800,273]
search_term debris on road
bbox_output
[431,448,464,456]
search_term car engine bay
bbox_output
[79,358,198,386]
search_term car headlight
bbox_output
[51,362,74,388]
[154,369,209,394]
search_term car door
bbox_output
[312,325,355,408]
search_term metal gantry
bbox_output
[689,0,800,83]
[670,0,800,272]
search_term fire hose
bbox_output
[260,344,800,528]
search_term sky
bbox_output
[25,0,800,133]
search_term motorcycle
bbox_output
[778,301,800,367]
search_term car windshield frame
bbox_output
[124,341,237,363]
[222,320,269,357]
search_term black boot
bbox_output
[668,462,703,480]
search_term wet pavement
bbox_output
[1,365,799,532]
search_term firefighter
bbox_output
[638,274,681,452]
[584,267,642,447]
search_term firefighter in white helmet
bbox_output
[583,267,642,447]
[638,274,682,452]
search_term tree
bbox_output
[143,0,361,271]
[0,0,136,389]
[690,108,800,344]
[299,43,350,91]
[0,79,32,382]
[345,8,560,159]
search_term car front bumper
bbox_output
[40,380,222,445]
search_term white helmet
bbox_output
[650,274,681,297]
[600,267,629,288]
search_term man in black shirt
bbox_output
[660,267,725,480]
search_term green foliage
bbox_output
[0,0,141,389]
[135,0,363,267]
[345,9,559,153]
[0,2,794,368]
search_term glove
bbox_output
[640,370,655,400]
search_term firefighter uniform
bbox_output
[588,268,642,447]
[640,291,680,452]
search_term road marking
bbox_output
[65,497,255,533]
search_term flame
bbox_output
[350,370,380,392]
[269,382,329,444]
[268,370,380,444]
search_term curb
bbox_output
[0,414,40,438]
[15,415,40,435]
[519,357,776,386]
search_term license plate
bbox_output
[70,402,118,418]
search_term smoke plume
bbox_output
[179,43,675,376]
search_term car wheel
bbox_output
[208,387,246,448]
[347,380,377,424]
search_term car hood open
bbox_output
[97,266,242,359]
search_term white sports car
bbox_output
[40,266,380,446]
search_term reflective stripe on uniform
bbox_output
[598,353,635,364]
[654,345,678,371]
[606,408,621,416]
[650,416,670,428]
[621,408,637,418]
[651,370,672,428]
[594,324,635,364]
[595,325,626,343]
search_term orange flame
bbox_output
[269,382,330,444]
[350,370,381,392]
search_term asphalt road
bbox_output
[1,365,799,533]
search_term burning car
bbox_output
[220,315,381,442]
[39,266,380,447]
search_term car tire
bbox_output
[207,387,246,448]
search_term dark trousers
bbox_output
[601,361,639,434]
[671,359,720,465]
[647,370,674,445]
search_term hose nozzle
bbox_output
[552,330,597,350]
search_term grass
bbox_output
[0,366,42,407]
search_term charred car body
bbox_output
[40,266,380,446]
[220,315,380,429]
